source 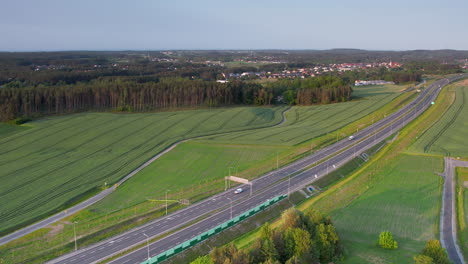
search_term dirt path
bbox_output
[440,157,468,264]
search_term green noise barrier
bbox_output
[141,194,287,264]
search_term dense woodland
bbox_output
[190,208,343,264]
[0,75,353,122]
[0,50,464,122]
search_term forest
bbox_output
[190,208,343,264]
[0,76,352,121]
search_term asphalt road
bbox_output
[441,157,468,264]
[46,74,467,264]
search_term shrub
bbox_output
[413,254,434,264]
[421,240,450,264]
[378,231,398,249]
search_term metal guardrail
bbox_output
[140,194,287,264]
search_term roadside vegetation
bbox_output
[190,208,343,264]
[410,80,468,157]
[456,167,468,259]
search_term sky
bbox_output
[0,0,467,51]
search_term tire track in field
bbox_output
[0,114,93,145]
[424,88,465,153]
[0,107,290,234]
[0,114,154,195]
[254,100,360,142]
[0,113,201,223]
[243,108,277,127]
[0,114,100,155]
[283,93,397,144]
[0,115,120,166]
[215,108,245,130]
[207,107,287,141]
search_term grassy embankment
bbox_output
[410,82,468,257]
[221,79,461,264]
[456,167,468,259]
[0,83,412,263]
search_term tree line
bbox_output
[190,208,343,264]
[0,76,353,122]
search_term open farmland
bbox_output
[0,83,412,263]
[410,82,468,157]
[93,84,406,212]
[200,84,404,145]
[0,123,28,138]
[92,142,289,212]
[331,154,442,263]
[0,106,286,234]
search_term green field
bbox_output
[332,154,442,263]
[93,84,405,213]
[456,167,468,258]
[0,123,28,138]
[410,83,468,157]
[200,84,403,145]
[92,142,289,213]
[0,106,286,234]
[0,83,411,264]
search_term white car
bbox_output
[234,188,243,194]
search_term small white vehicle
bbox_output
[348,135,354,141]
[234,188,243,194]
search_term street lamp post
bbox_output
[276,151,279,170]
[227,197,233,219]
[73,221,78,252]
[326,160,329,175]
[165,190,170,216]
[143,233,150,260]
[288,175,291,200]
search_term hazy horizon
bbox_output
[1,0,467,51]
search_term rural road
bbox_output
[45,74,467,264]
[441,157,468,264]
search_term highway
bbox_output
[48,74,467,264]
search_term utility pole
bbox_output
[327,159,329,175]
[73,221,78,252]
[276,151,279,170]
[227,197,232,219]
[165,190,170,216]
[288,175,291,200]
[143,233,150,260]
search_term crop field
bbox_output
[0,123,28,138]
[0,83,410,263]
[456,167,468,258]
[331,154,442,263]
[0,106,286,234]
[94,84,406,212]
[410,83,468,157]
[92,142,289,213]
[200,84,404,146]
